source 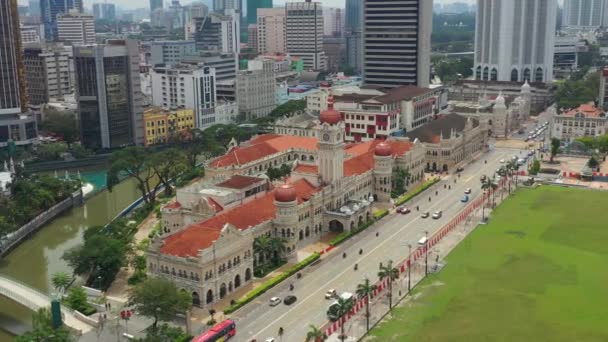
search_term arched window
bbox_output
[483,67,489,80]
[535,67,543,82]
[475,66,482,80]
[523,68,531,82]
[511,69,518,82]
[490,68,498,81]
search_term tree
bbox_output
[151,148,189,196]
[41,111,79,148]
[51,272,71,296]
[356,278,377,332]
[334,296,354,341]
[16,308,73,342]
[138,323,192,342]
[392,167,411,197]
[555,72,599,110]
[305,324,326,342]
[253,235,272,264]
[377,260,399,310]
[129,278,192,330]
[107,146,161,204]
[550,138,561,163]
[529,159,541,175]
[588,155,599,169]
[268,237,287,265]
[65,286,89,313]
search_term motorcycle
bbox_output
[343,252,347,258]
[354,264,358,271]
[289,284,294,291]
[359,248,363,255]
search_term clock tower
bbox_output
[316,96,344,184]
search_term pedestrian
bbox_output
[103,313,107,319]
[108,302,111,310]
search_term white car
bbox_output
[499,159,505,163]
[269,297,281,306]
[265,338,275,342]
[325,289,337,299]
[432,211,442,219]
[464,188,472,194]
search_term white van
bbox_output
[418,236,428,246]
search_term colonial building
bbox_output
[146,97,428,307]
[406,113,489,172]
[143,107,195,146]
[551,104,608,142]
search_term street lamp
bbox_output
[424,231,429,277]
[407,244,412,293]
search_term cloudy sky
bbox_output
[19,0,476,11]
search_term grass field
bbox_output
[368,186,608,342]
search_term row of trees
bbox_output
[391,167,411,198]
[577,134,608,153]
[266,164,292,181]
[554,70,599,110]
[432,56,474,83]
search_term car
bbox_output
[464,188,472,194]
[269,297,281,306]
[456,166,464,172]
[265,338,275,342]
[421,211,430,218]
[400,207,411,215]
[480,175,487,181]
[528,151,534,156]
[325,289,337,299]
[432,211,442,219]
[499,159,505,163]
[284,295,297,305]
[461,195,469,203]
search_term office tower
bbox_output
[247,0,272,25]
[150,0,164,12]
[213,0,241,12]
[474,0,557,83]
[73,40,144,149]
[150,40,196,66]
[237,60,276,119]
[345,0,361,73]
[40,0,82,41]
[57,11,95,45]
[248,25,258,53]
[23,43,73,106]
[0,0,38,147]
[29,0,40,17]
[563,0,608,29]
[362,0,432,88]
[257,8,286,54]
[286,1,326,71]
[150,64,217,128]
[93,3,116,21]
[193,11,240,53]
[323,7,343,37]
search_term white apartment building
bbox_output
[563,0,608,30]
[150,40,197,66]
[257,8,286,54]
[23,43,73,107]
[21,25,42,44]
[57,11,95,46]
[286,1,326,71]
[474,0,557,83]
[551,104,608,142]
[151,64,218,129]
[236,60,277,119]
[323,7,343,37]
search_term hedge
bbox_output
[328,209,389,247]
[394,178,440,207]
[373,208,389,220]
[224,252,320,314]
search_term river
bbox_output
[0,171,143,340]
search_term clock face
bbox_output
[323,133,330,141]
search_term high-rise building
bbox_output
[286,1,326,71]
[0,0,38,147]
[323,7,343,37]
[57,11,95,45]
[345,0,362,73]
[40,0,82,41]
[237,59,276,119]
[73,40,144,149]
[248,24,258,53]
[23,43,73,107]
[213,0,241,12]
[563,0,608,29]
[474,0,557,83]
[93,3,116,21]
[28,0,40,17]
[150,0,164,12]
[247,0,272,25]
[362,0,432,88]
[257,7,286,55]
[150,40,196,66]
[193,11,240,53]
[150,64,217,128]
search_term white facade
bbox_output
[151,64,218,129]
[257,8,286,54]
[323,7,343,37]
[57,11,95,46]
[150,40,197,66]
[214,101,239,125]
[551,104,608,142]
[286,1,326,71]
[563,0,608,29]
[21,25,42,43]
[236,60,276,119]
[474,0,557,83]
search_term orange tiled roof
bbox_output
[344,140,413,176]
[160,179,320,257]
[164,201,182,209]
[564,104,603,118]
[294,164,319,174]
[209,135,318,168]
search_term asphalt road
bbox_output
[230,147,514,342]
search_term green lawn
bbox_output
[368,186,608,342]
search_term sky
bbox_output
[19,0,476,11]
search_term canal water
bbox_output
[0,171,143,340]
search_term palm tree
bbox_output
[51,272,71,297]
[305,324,326,342]
[268,237,287,265]
[505,161,515,193]
[356,278,377,332]
[253,236,272,265]
[550,138,561,163]
[378,260,399,310]
[334,297,354,341]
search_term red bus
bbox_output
[192,319,236,342]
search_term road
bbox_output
[230,147,515,342]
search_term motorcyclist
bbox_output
[343,252,347,258]
[354,264,358,271]
[359,248,363,255]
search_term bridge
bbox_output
[0,275,94,334]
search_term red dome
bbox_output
[275,184,297,202]
[374,141,393,157]
[320,96,342,125]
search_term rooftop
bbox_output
[406,114,479,144]
[562,104,605,118]
[216,175,265,189]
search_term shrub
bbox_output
[373,209,389,220]
[224,252,320,314]
[206,319,217,326]
[394,178,440,206]
[128,270,147,285]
